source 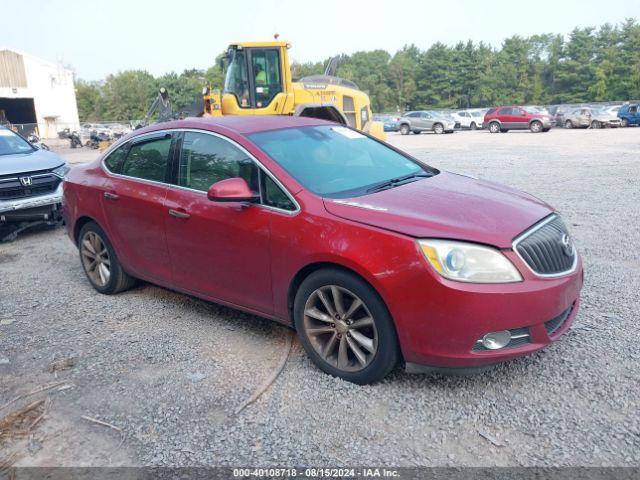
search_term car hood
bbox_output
[323,172,554,248]
[0,149,65,176]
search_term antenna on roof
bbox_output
[274,33,280,40]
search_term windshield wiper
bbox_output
[366,172,431,193]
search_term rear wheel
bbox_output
[433,123,444,134]
[79,222,136,295]
[399,124,410,135]
[565,120,573,129]
[294,269,399,385]
[470,122,477,130]
[489,122,500,133]
[621,118,629,127]
[591,120,601,129]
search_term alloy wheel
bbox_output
[434,123,444,134]
[80,231,111,287]
[303,285,378,372]
[489,122,500,133]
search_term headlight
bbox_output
[418,239,522,283]
[52,163,71,178]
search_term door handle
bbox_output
[103,191,119,200]
[168,208,190,219]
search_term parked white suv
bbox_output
[453,110,483,130]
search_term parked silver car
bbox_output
[564,106,622,129]
[398,111,456,135]
[0,126,69,241]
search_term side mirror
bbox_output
[207,177,259,203]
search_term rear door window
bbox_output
[121,135,172,183]
[103,144,129,174]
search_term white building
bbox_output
[0,48,80,139]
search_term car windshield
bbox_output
[249,125,436,198]
[0,129,35,156]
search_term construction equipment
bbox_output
[202,40,385,140]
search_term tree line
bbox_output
[76,19,640,121]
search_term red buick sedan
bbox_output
[63,116,582,384]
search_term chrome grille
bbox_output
[514,215,576,276]
[0,171,61,201]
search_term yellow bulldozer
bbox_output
[201,40,385,140]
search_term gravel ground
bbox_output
[1,127,639,467]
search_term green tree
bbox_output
[75,79,104,121]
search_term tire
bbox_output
[294,268,399,385]
[565,120,573,129]
[489,122,500,133]
[78,221,136,295]
[529,121,543,133]
[621,118,629,128]
[433,123,444,134]
[591,120,601,129]
[399,124,410,135]
[412,130,421,135]
[470,122,477,130]
[500,128,509,133]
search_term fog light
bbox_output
[482,330,511,350]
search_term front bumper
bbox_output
[0,183,63,218]
[392,252,583,370]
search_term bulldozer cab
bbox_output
[221,42,293,114]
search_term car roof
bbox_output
[132,115,335,138]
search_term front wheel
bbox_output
[621,118,629,127]
[433,123,444,134]
[565,120,573,129]
[399,124,410,135]
[470,122,477,130]
[530,121,543,133]
[489,122,500,133]
[294,269,399,385]
[79,222,136,295]
[591,120,601,129]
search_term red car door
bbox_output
[163,131,274,314]
[101,132,173,282]
[513,107,530,129]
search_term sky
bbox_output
[1,0,639,81]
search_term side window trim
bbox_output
[171,128,300,215]
[101,130,175,186]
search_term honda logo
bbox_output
[20,176,33,186]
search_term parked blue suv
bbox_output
[618,103,640,127]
